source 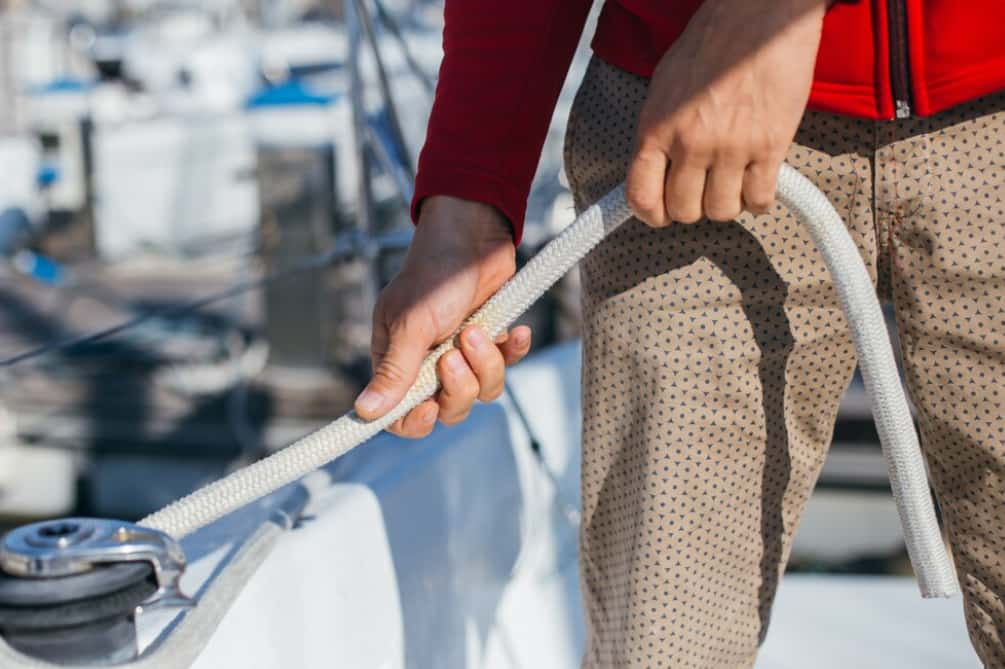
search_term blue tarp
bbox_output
[30,77,94,95]
[244,80,338,109]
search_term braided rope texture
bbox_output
[775,165,955,597]
[139,187,631,538]
[140,172,956,598]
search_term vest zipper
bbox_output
[887,0,913,118]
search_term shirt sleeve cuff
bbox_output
[410,161,528,245]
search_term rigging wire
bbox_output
[372,0,436,95]
[0,230,411,370]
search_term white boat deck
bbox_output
[134,342,977,668]
[759,576,975,668]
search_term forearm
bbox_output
[681,0,828,55]
[412,0,593,244]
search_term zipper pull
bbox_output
[895,99,912,119]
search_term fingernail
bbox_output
[514,330,529,347]
[465,327,487,351]
[355,388,383,414]
[446,351,466,373]
[423,406,437,423]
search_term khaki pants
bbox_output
[566,56,1005,668]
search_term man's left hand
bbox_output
[626,0,828,225]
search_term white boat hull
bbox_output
[128,343,974,668]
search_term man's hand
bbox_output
[626,0,827,225]
[354,195,531,438]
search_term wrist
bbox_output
[409,194,517,289]
[418,195,515,246]
[696,0,827,32]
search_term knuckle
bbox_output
[480,382,504,402]
[674,212,703,224]
[706,206,740,222]
[635,127,664,151]
[666,202,702,224]
[753,136,775,158]
[626,187,661,221]
[639,216,668,229]
[512,327,532,349]
[758,131,785,156]
[675,132,712,160]
[508,348,530,364]
[746,192,775,213]
[461,375,481,401]
[440,368,477,401]
[483,347,506,373]
[716,137,746,161]
[437,352,459,377]
[395,311,434,342]
[471,339,502,367]
[704,198,741,222]
[439,409,471,426]
[763,174,781,195]
[374,357,408,386]
[410,421,435,439]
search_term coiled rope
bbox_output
[139,164,958,598]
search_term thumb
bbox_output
[354,322,431,421]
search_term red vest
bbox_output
[595,0,1005,119]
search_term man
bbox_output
[353,0,1005,665]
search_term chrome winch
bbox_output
[0,518,192,665]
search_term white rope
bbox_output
[139,166,957,598]
[774,165,956,598]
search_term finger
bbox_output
[741,160,780,215]
[500,325,532,365]
[626,144,669,227]
[703,162,745,222]
[355,317,432,421]
[664,162,707,224]
[436,349,480,425]
[459,326,506,402]
[388,399,439,439]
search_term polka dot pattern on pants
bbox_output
[564,56,1005,668]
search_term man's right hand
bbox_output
[354,195,532,438]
